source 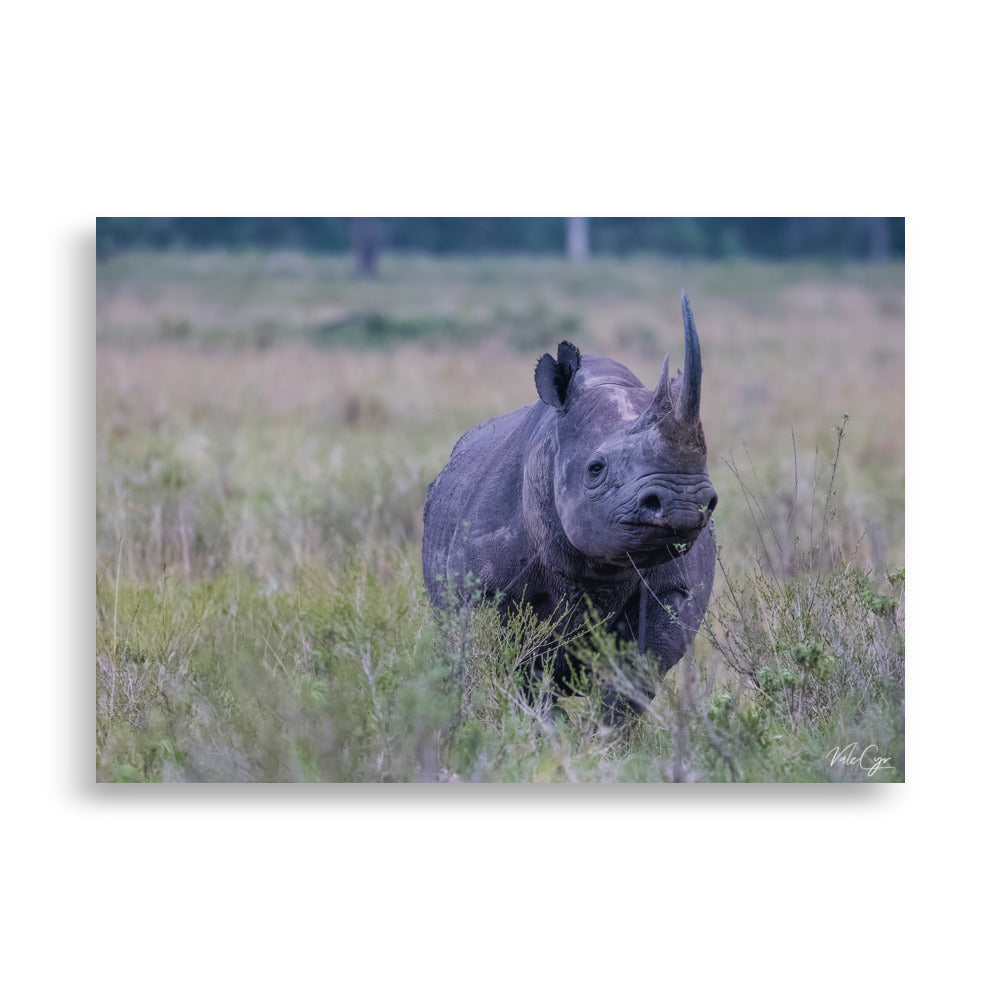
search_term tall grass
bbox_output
[96,252,903,781]
[700,419,904,781]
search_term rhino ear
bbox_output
[535,341,581,409]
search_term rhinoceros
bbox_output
[422,290,717,716]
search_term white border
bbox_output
[8,2,994,993]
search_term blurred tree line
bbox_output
[96,217,903,262]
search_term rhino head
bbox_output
[533,290,717,570]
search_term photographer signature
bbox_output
[825,742,895,777]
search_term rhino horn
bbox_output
[647,352,673,417]
[642,291,703,428]
[675,289,702,425]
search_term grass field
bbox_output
[96,251,904,781]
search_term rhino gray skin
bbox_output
[422,290,717,716]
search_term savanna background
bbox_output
[95,217,904,782]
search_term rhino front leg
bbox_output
[614,584,692,670]
[599,586,684,720]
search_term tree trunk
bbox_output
[566,217,589,262]
[351,218,379,279]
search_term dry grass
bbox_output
[96,252,903,781]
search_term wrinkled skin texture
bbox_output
[423,294,717,718]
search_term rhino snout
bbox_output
[637,483,717,533]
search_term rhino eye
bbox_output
[587,459,606,478]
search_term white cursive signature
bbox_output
[825,742,895,777]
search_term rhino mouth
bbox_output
[619,522,704,567]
